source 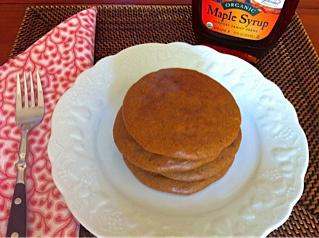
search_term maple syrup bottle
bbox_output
[192,0,299,62]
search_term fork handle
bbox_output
[6,183,27,237]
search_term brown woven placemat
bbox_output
[11,5,319,237]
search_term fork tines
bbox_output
[16,70,44,109]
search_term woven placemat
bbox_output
[11,5,319,237]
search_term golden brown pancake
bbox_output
[113,108,214,173]
[161,131,241,182]
[122,68,241,160]
[124,157,231,195]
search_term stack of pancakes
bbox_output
[113,68,241,195]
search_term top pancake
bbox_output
[122,68,241,160]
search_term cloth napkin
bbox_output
[0,8,96,236]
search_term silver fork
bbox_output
[6,71,44,238]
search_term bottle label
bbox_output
[201,0,285,40]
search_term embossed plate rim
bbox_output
[48,42,308,237]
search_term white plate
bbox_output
[48,42,308,236]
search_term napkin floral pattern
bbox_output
[0,8,96,236]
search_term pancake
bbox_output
[123,157,228,195]
[161,130,241,182]
[113,108,214,173]
[122,68,241,160]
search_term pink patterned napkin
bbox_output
[0,8,96,236]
